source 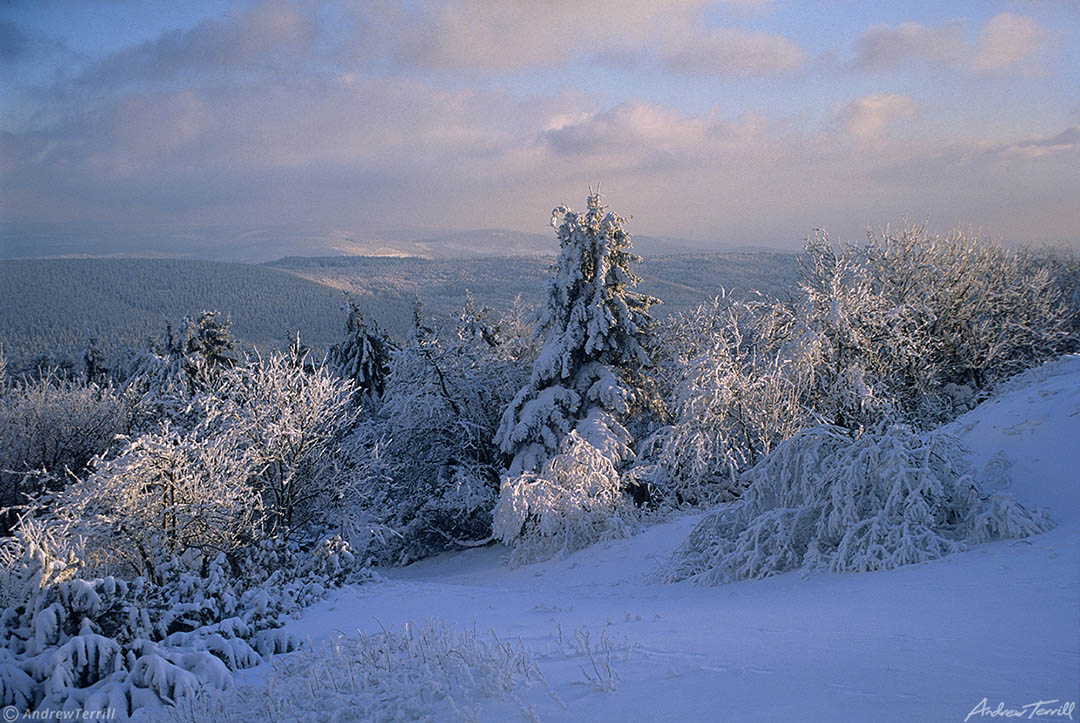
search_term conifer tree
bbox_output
[328,296,395,403]
[495,192,657,477]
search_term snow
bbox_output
[250,356,1080,721]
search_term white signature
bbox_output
[965,698,1076,722]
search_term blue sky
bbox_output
[2,0,1078,250]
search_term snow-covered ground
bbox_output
[266,356,1080,722]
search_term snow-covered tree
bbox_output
[495,193,657,476]
[352,297,527,564]
[328,296,395,404]
[0,344,8,394]
[493,193,657,556]
[52,423,259,582]
[81,338,108,384]
[124,311,239,430]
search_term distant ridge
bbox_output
[1,224,794,263]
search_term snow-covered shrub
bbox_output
[645,228,1077,507]
[0,373,129,530]
[124,311,238,430]
[0,511,371,717]
[352,298,527,564]
[494,428,639,566]
[641,293,812,506]
[212,348,355,539]
[663,424,1054,586]
[48,423,259,582]
[165,619,547,723]
[807,226,1076,422]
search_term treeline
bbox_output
[0,253,797,378]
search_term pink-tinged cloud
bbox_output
[974,12,1048,71]
[834,94,918,138]
[853,13,1049,73]
[660,27,806,77]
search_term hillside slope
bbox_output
[0,258,409,370]
[262,356,1080,722]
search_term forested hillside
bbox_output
[0,253,798,373]
[0,259,410,372]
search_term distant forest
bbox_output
[0,253,798,373]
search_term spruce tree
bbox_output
[328,296,394,402]
[495,192,657,477]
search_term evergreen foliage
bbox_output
[493,193,657,560]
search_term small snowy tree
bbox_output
[0,344,8,394]
[328,296,395,404]
[125,311,238,430]
[354,297,527,564]
[493,192,657,557]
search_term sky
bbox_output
[1,0,1079,252]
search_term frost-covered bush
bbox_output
[166,619,545,723]
[0,374,129,530]
[351,298,528,564]
[212,349,355,539]
[493,429,639,566]
[646,227,1077,507]
[663,424,1054,586]
[124,311,238,430]
[0,511,369,717]
[47,423,259,582]
[640,293,811,506]
[803,226,1076,422]
[0,343,376,717]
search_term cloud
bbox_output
[390,0,706,71]
[78,0,315,86]
[973,12,1048,71]
[1,2,1075,248]
[385,0,803,76]
[999,125,1079,159]
[4,77,1078,246]
[852,13,1049,73]
[659,27,806,76]
[834,93,918,138]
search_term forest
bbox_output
[0,194,1077,717]
[0,252,798,376]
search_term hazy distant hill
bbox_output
[1,225,769,263]
[269,251,799,322]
